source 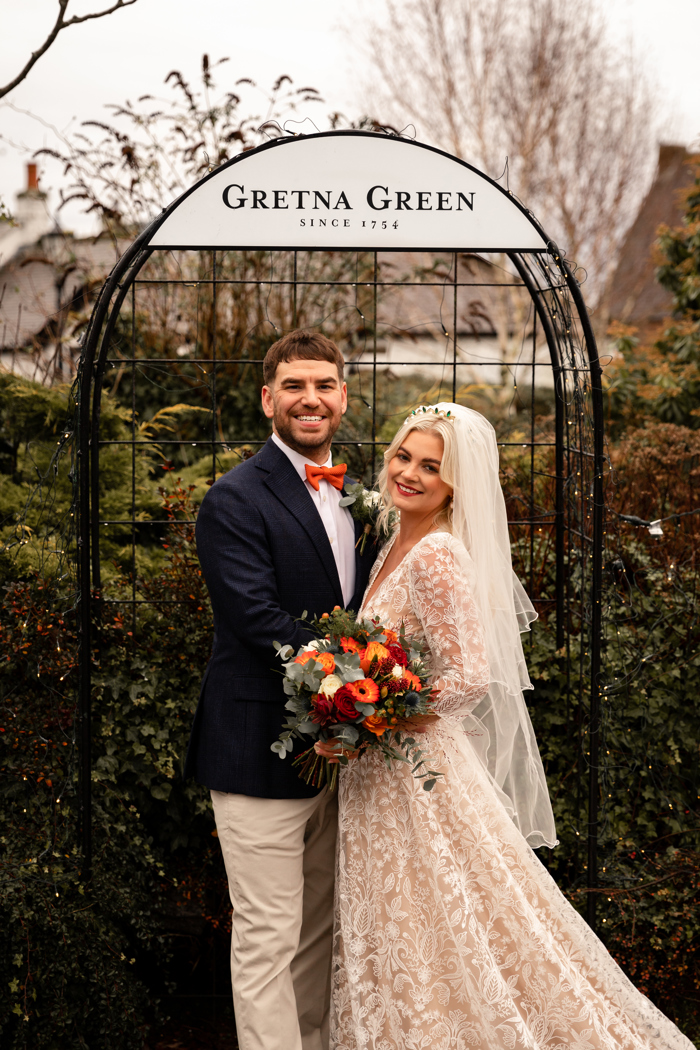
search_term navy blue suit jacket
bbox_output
[184,437,377,798]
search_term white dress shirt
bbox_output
[271,433,356,606]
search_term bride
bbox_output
[329,404,692,1050]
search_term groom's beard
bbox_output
[272,410,341,458]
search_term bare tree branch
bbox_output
[35,60,328,236]
[0,0,140,100]
[359,0,658,333]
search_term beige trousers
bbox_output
[210,788,337,1050]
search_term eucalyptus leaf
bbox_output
[334,652,361,674]
[331,724,359,746]
[345,668,366,683]
[354,701,376,717]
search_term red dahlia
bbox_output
[310,694,335,727]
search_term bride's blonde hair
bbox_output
[376,413,457,536]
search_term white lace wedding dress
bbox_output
[331,531,693,1050]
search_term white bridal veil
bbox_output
[415,403,557,848]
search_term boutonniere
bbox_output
[339,483,397,554]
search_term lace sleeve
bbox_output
[408,535,490,719]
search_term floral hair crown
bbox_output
[404,404,456,424]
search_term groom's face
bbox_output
[261,357,347,460]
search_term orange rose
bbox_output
[314,651,336,676]
[360,641,391,674]
[362,713,389,736]
[294,650,335,675]
[347,678,380,704]
[383,629,399,645]
[403,670,422,692]
[340,636,360,654]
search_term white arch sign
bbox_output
[149,132,547,253]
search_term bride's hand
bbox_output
[314,739,359,763]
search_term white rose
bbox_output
[318,674,343,698]
[391,663,403,678]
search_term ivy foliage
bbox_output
[0,489,227,1046]
[0,576,175,1048]
[525,543,700,1037]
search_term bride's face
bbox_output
[387,429,453,519]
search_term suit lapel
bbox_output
[257,440,344,605]
[352,513,365,593]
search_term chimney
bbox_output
[0,163,53,259]
[14,162,51,238]
[18,162,44,200]
[26,163,39,193]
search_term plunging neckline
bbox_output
[361,530,446,614]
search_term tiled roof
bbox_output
[608,145,698,328]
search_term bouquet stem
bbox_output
[292,746,339,793]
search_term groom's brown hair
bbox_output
[262,330,345,386]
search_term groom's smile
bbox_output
[261,358,347,463]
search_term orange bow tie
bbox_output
[305,463,347,491]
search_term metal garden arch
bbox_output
[77,130,605,925]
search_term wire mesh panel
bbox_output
[77,140,604,929]
[89,249,596,602]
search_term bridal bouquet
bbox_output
[271,607,443,792]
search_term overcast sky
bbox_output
[1,0,699,233]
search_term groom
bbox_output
[185,330,375,1050]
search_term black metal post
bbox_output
[563,260,605,930]
[452,252,458,402]
[508,252,567,646]
[371,252,378,482]
[77,229,154,876]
